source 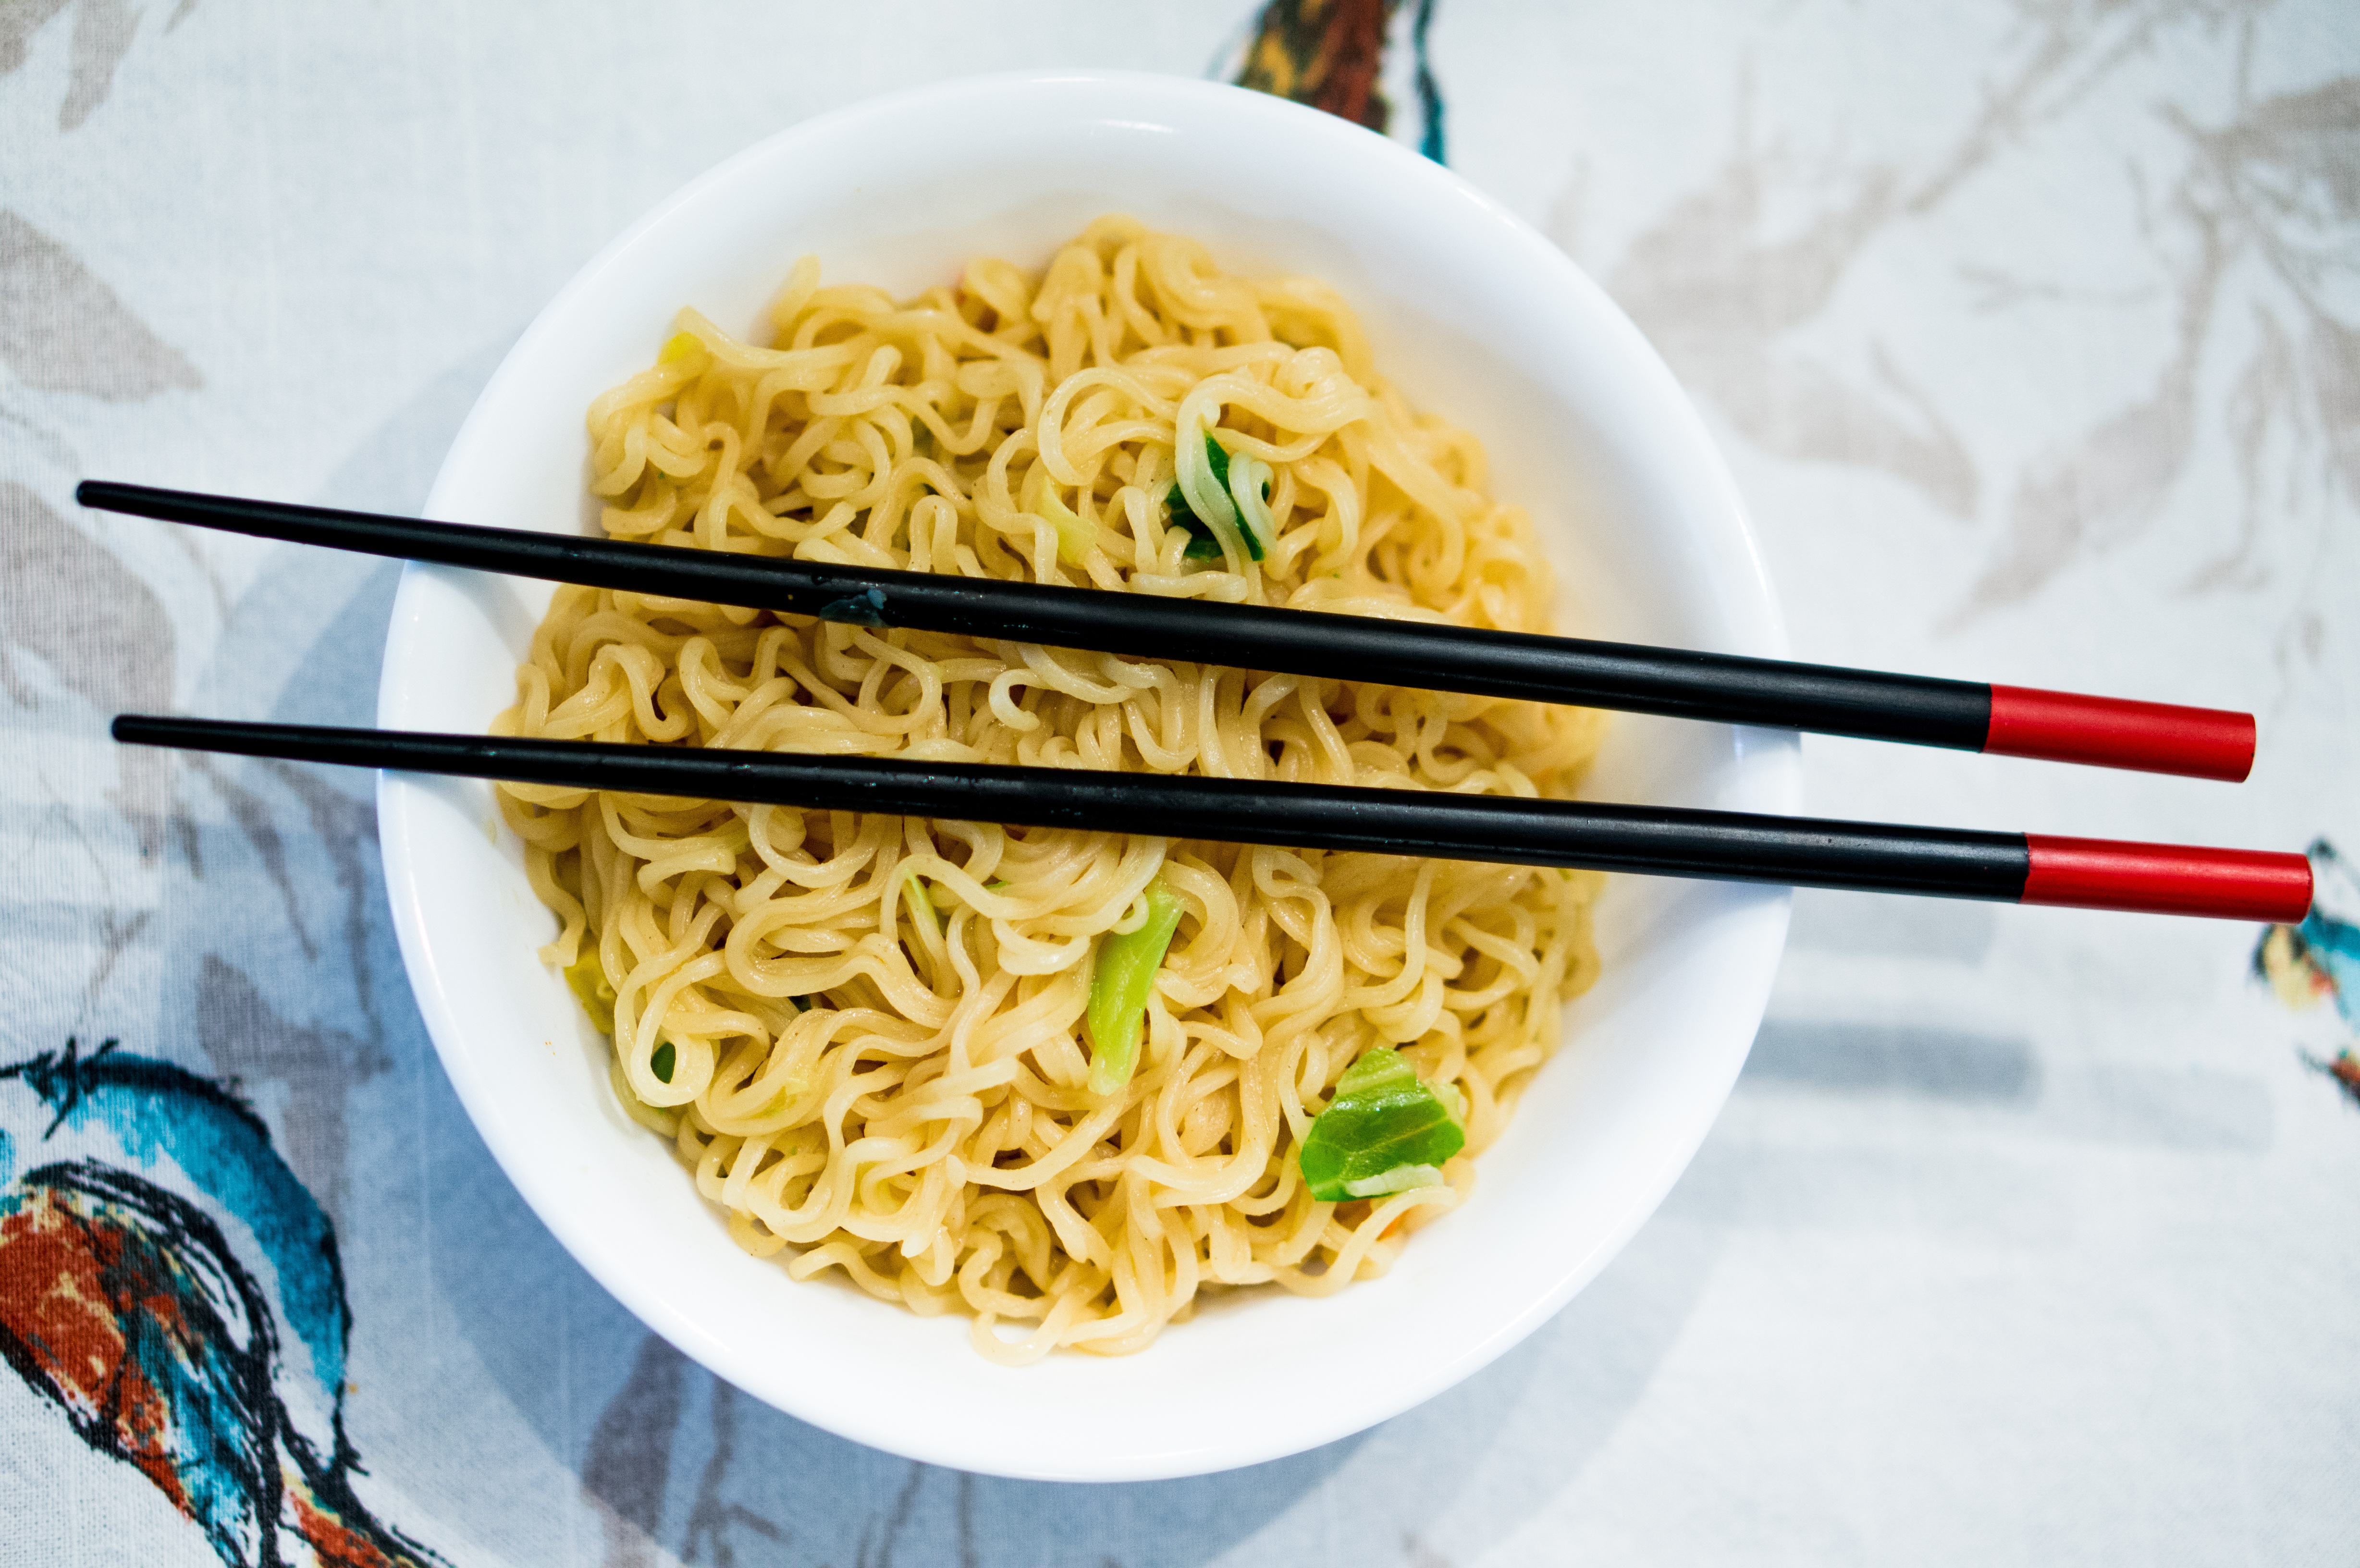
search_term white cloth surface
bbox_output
[2,2,2355,1564]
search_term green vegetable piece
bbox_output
[903,866,942,945]
[1167,487,1228,563]
[1021,462,1095,566]
[608,1053,679,1138]
[1297,1049,1467,1202]
[1166,432,1267,563]
[564,944,617,1034]
[569,941,748,1096]
[1342,1164,1446,1199]
[1085,878,1187,1096]
[1228,449,1278,556]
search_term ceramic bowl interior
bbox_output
[378,70,1798,1482]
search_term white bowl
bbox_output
[378,70,1798,1482]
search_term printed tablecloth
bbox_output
[3,3,2355,1564]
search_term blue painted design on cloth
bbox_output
[2298,904,2360,1031]
[3,1041,347,1396]
[0,1039,441,1567]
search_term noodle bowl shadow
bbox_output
[377,71,1798,1482]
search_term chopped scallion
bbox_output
[1167,431,1268,563]
[570,940,687,1131]
[1228,449,1278,555]
[608,1054,679,1138]
[904,866,942,945]
[1167,487,1228,562]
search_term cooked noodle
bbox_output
[493,217,1607,1361]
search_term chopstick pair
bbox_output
[84,481,2312,922]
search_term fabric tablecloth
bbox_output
[3,2,2355,1563]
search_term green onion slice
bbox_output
[1228,448,1277,555]
[1085,877,1187,1096]
[1168,429,1269,563]
[566,939,692,1133]
[1297,1048,1468,1202]
[1167,486,1229,563]
[903,865,942,944]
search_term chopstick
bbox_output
[111,714,2311,921]
[80,480,2256,782]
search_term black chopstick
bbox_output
[111,715,2311,921]
[80,480,2255,782]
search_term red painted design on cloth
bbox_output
[286,1462,420,1568]
[0,1189,197,1518]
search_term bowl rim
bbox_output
[377,66,1799,1481]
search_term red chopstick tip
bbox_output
[1984,685,2255,782]
[2021,834,2312,922]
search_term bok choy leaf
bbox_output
[1297,1048,1467,1201]
[1085,878,1187,1096]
